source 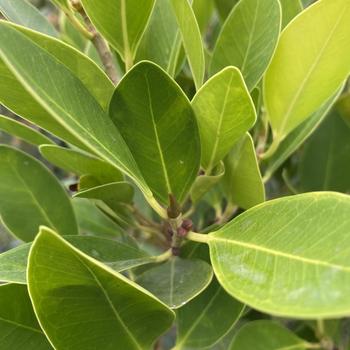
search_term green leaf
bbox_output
[210,0,281,91]
[170,0,205,90]
[72,198,126,239]
[175,280,245,349]
[192,0,215,34]
[192,67,256,171]
[28,228,175,349]
[264,0,350,145]
[74,182,135,204]
[189,192,350,318]
[109,61,200,205]
[40,145,123,184]
[0,22,114,149]
[191,162,225,204]
[135,0,179,71]
[230,321,307,350]
[0,0,58,37]
[263,89,342,182]
[223,133,265,210]
[0,284,52,349]
[0,235,155,284]
[0,115,54,146]
[80,0,155,67]
[136,257,213,309]
[51,0,70,12]
[0,23,155,208]
[0,146,77,241]
[298,104,350,192]
[279,0,302,29]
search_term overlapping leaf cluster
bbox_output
[0,0,350,349]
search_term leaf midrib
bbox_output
[77,255,143,350]
[209,235,350,272]
[0,316,43,334]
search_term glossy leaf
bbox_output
[191,162,225,204]
[137,257,213,309]
[0,115,54,146]
[0,0,58,37]
[40,145,123,184]
[0,21,114,150]
[109,61,200,205]
[210,0,281,91]
[190,192,350,318]
[74,182,135,204]
[0,23,153,204]
[175,280,245,349]
[170,0,205,89]
[0,146,77,241]
[80,0,155,66]
[263,90,341,182]
[264,0,350,144]
[223,133,265,210]
[0,235,154,284]
[279,0,302,28]
[28,228,175,349]
[192,67,256,171]
[298,105,350,192]
[0,284,52,349]
[230,321,307,350]
[135,0,178,71]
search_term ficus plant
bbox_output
[0,0,349,349]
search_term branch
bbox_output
[71,1,119,84]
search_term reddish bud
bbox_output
[177,227,188,237]
[181,219,193,231]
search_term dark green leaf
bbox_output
[0,284,52,349]
[109,61,200,205]
[175,280,245,349]
[230,321,307,350]
[28,228,175,349]
[137,257,213,308]
[0,146,77,241]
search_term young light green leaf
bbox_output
[136,257,213,309]
[28,228,175,349]
[109,61,200,206]
[192,67,256,171]
[0,23,155,208]
[0,115,54,146]
[40,145,123,184]
[0,284,52,350]
[279,0,302,28]
[175,280,245,350]
[0,146,77,241]
[263,89,342,182]
[0,235,151,284]
[80,0,155,68]
[74,182,135,204]
[170,0,205,89]
[264,0,350,146]
[189,192,350,318]
[210,0,281,91]
[135,0,179,71]
[0,0,58,37]
[192,0,215,34]
[298,104,350,192]
[191,162,225,204]
[223,133,265,210]
[230,321,307,350]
